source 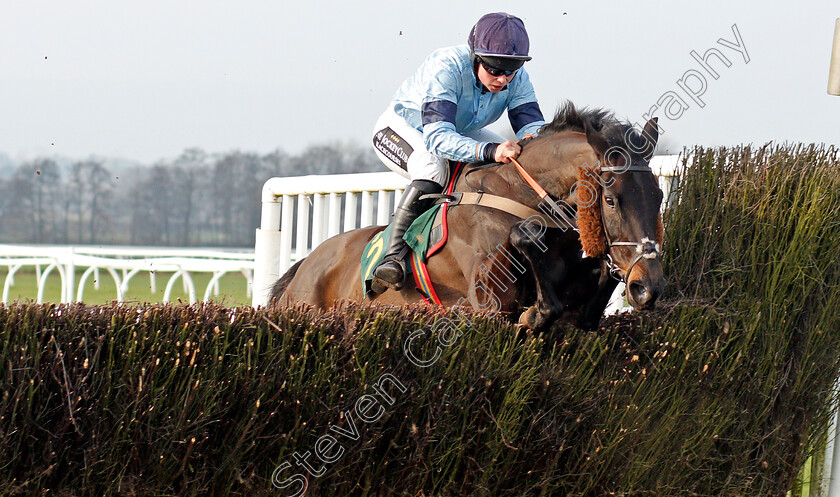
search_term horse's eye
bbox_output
[604,195,616,208]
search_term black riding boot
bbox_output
[372,179,440,292]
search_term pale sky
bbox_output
[1,1,838,164]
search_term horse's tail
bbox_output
[269,258,305,302]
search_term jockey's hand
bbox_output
[494,141,521,163]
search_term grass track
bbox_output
[0,268,251,306]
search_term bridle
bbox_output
[508,157,661,284]
[599,164,661,284]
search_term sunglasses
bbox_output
[481,61,517,77]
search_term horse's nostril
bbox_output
[628,281,649,304]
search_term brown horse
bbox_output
[270,102,665,331]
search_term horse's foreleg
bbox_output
[578,259,620,331]
[510,220,565,331]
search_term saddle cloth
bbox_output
[360,204,444,295]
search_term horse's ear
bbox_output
[584,119,610,157]
[642,117,659,157]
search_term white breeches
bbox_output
[372,107,505,187]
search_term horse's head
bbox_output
[504,102,666,310]
[577,117,665,310]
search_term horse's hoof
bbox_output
[514,322,534,336]
[518,306,540,330]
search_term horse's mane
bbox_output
[538,101,662,257]
[540,101,649,161]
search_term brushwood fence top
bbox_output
[0,244,254,304]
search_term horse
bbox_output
[270,102,665,331]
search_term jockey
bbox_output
[371,12,546,292]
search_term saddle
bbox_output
[360,203,445,299]
[361,160,572,304]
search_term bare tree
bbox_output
[0,166,36,242]
[0,142,381,246]
[29,159,63,243]
[171,148,207,246]
[262,149,291,177]
[130,164,173,245]
[210,151,264,246]
[69,160,114,244]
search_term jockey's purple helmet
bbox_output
[468,12,531,72]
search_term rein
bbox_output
[509,157,660,284]
[509,157,578,229]
[440,158,576,229]
[458,155,661,284]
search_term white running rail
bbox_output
[252,171,411,307]
[0,245,254,304]
[252,155,683,308]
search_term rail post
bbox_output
[829,18,840,96]
[252,183,283,307]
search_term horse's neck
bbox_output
[527,132,597,198]
[454,133,594,207]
